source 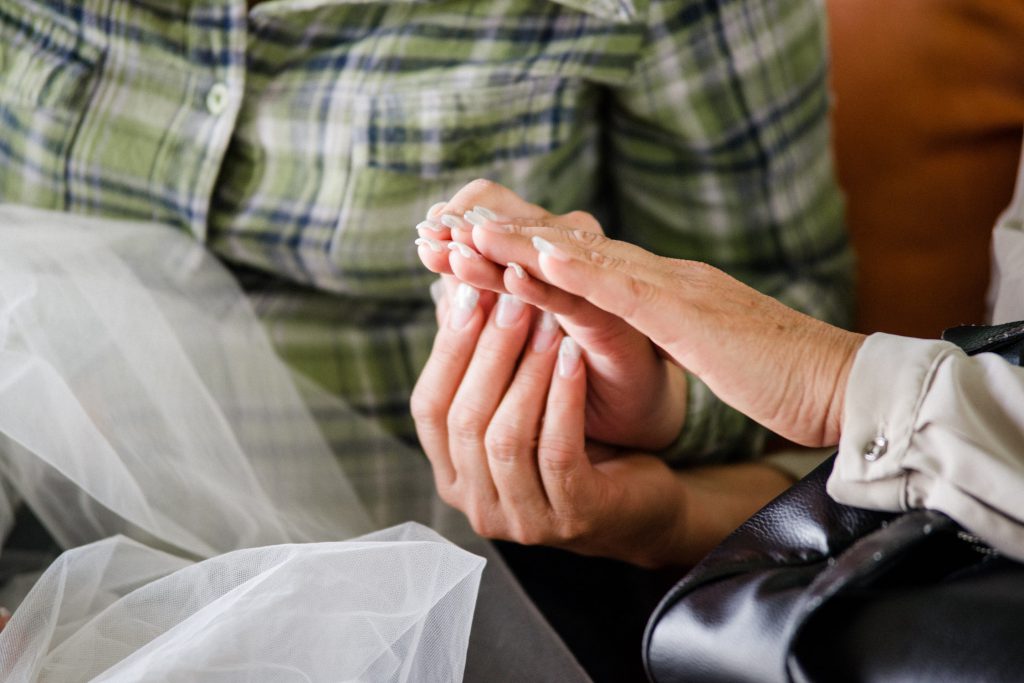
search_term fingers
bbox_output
[458,222,658,364]
[446,240,508,294]
[429,275,458,326]
[483,311,563,531]
[429,179,551,255]
[415,202,454,274]
[473,219,668,282]
[444,179,550,224]
[446,291,535,515]
[500,261,642,356]
[411,283,490,490]
[473,221,693,362]
[537,337,591,516]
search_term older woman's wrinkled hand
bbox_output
[461,217,866,448]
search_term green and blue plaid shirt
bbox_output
[0,0,851,470]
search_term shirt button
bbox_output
[205,82,230,115]
[863,435,888,462]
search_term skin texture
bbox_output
[412,180,858,566]
[460,216,866,448]
[411,272,793,567]
[416,180,685,452]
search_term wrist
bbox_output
[823,329,866,446]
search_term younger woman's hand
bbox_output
[410,281,693,567]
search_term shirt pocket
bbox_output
[0,2,102,209]
[325,76,599,298]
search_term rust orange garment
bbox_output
[828,0,1024,337]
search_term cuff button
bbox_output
[863,435,889,462]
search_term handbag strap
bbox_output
[941,319,1024,364]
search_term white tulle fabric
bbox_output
[0,206,495,681]
[0,526,482,682]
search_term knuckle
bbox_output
[467,514,490,537]
[617,274,657,321]
[555,514,592,543]
[453,179,501,210]
[564,210,602,233]
[570,228,605,249]
[629,274,656,303]
[466,507,501,539]
[447,404,490,443]
[587,249,614,267]
[434,482,460,508]
[409,387,442,425]
[539,437,579,474]
[508,522,547,547]
[464,178,498,194]
[484,426,526,465]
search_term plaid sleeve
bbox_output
[606,0,853,463]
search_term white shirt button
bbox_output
[205,82,230,115]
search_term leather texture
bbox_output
[645,322,1024,683]
[942,320,1024,365]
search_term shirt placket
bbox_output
[67,0,247,240]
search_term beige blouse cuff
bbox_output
[828,332,1024,561]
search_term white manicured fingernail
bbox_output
[447,241,479,260]
[507,262,526,279]
[429,279,445,305]
[450,283,479,330]
[473,205,498,220]
[0,607,10,619]
[495,293,525,329]
[532,311,559,352]
[426,201,447,220]
[441,214,465,230]
[532,236,570,262]
[558,336,581,378]
[416,219,443,233]
[415,237,445,253]
[463,210,487,227]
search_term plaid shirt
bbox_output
[0,0,850,469]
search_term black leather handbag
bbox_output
[644,321,1024,683]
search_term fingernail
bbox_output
[473,205,498,220]
[414,237,445,253]
[441,214,465,230]
[507,262,526,280]
[426,201,447,220]
[495,293,525,329]
[450,283,479,330]
[558,336,581,378]
[463,210,487,227]
[416,219,444,233]
[447,241,479,260]
[532,311,559,352]
[532,236,570,262]
[0,607,10,619]
[429,279,445,305]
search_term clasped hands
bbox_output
[412,180,865,567]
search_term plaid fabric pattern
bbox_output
[0,0,851,465]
